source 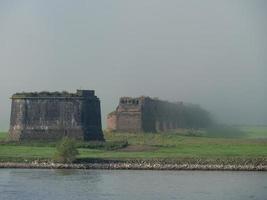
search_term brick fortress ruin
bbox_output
[9,90,104,141]
[107,97,183,132]
[107,96,211,133]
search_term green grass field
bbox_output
[0,127,266,163]
[0,132,7,140]
[240,126,267,139]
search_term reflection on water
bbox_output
[0,169,266,200]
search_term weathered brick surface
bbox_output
[107,97,184,133]
[9,90,104,141]
[106,112,117,131]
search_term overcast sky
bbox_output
[0,0,266,130]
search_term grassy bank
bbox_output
[0,127,266,164]
[0,132,7,140]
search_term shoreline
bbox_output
[0,162,266,171]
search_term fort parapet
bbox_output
[9,90,104,141]
[107,96,211,133]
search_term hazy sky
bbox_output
[0,0,266,130]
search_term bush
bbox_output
[53,137,79,163]
[76,140,128,150]
[103,140,128,150]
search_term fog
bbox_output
[0,0,266,130]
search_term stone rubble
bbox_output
[0,162,266,171]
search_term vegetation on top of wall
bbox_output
[12,91,80,98]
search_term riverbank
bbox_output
[1,128,267,170]
[0,161,267,171]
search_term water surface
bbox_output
[0,169,266,200]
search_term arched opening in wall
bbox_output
[159,121,163,131]
[155,121,161,132]
[166,122,170,130]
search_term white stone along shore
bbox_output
[0,162,266,171]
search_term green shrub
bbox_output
[103,140,128,150]
[53,137,79,163]
[76,140,128,150]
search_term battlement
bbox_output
[119,97,145,106]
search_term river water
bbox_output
[0,169,266,200]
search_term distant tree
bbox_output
[53,137,79,163]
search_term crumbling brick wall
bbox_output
[107,96,184,133]
[107,97,142,132]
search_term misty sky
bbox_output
[0,0,266,130]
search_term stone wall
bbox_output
[141,97,184,132]
[106,112,117,131]
[107,96,181,132]
[9,90,104,141]
[107,97,142,132]
[107,96,211,133]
